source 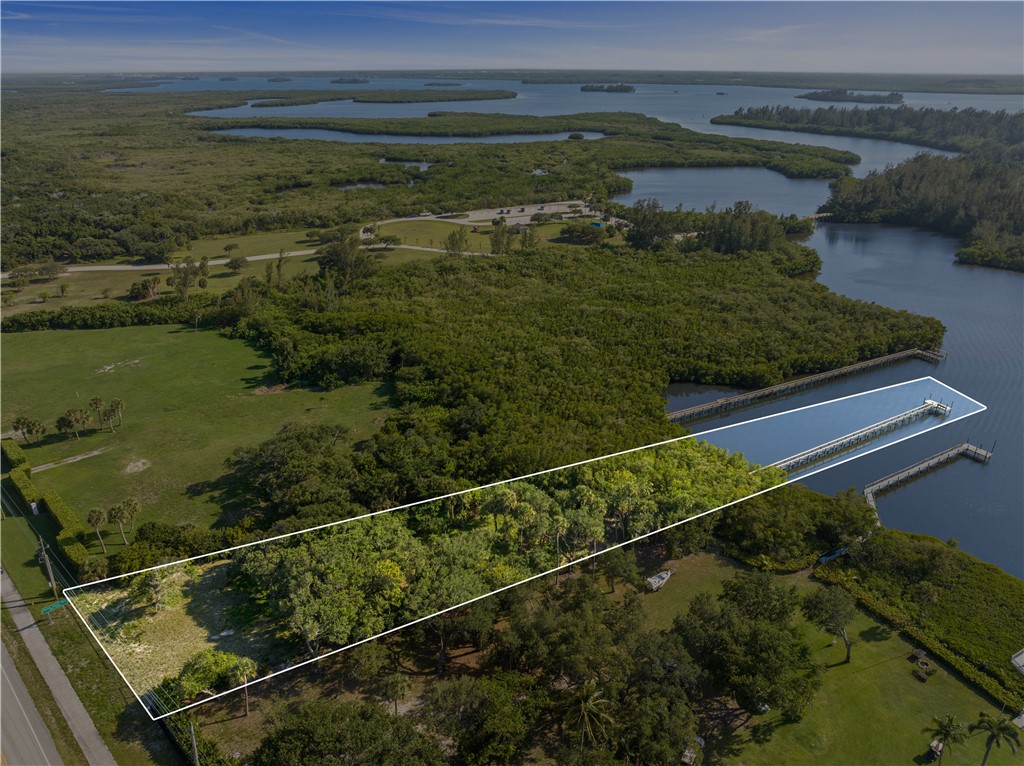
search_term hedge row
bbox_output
[8,467,41,505]
[163,710,234,766]
[42,492,90,575]
[0,296,221,333]
[1,438,29,473]
[816,567,1024,712]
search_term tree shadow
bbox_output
[860,624,892,643]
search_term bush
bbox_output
[8,467,41,505]
[1,438,29,472]
[56,531,90,576]
[42,491,84,537]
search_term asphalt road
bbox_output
[1,643,63,766]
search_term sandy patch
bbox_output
[96,358,142,374]
[123,459,151,474]
[254,384,288,395]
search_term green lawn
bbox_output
[378,220,494,251]
[639,554,1018,766]
[1,326,396,538]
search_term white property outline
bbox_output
[63,375,986,720]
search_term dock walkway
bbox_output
[863,442,992,507]
[667,348,945,424]
[768,399,952,474]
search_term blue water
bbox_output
[185,79,972,178]
[214,128,604,144]
[698,378,985,482]
[612,167,830,216]
[667,224,1023,577]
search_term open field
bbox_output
[639,554,1018,766]
[378,219,495,251]
[1,326,396,535]
[1,237,435,316]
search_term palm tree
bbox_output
[72,408,92,436]
[228,657,259,716]
[11,416,33,445]
[56,414,76,440]
[122,497,141,533]
[110,398,125,427]
[108,502,129,545]
[26,418,47,444]
[969,711,1020,766]
[923,714,968,765]
[88,397,104,427]
[87,508,108,553]
[101,406,117,434]
[561,681,616,748]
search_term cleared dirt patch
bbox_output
[253,384,288,395]
[123,459,151,474]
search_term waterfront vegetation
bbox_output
[1,85,858,268]
[712,105,1024,152]
[247,88,518,107]
[796,89,904,104]
[713,106,1024,271]
[1,74,1019,765]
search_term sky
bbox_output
[2,1,1022,75]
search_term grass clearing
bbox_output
[1,326,396,535]
[1,250,322,317]
[378,220,493,251]
[639,553,1017,766]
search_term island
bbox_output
[218,76,239,81]
[266,76,292,83]
[330,77,370,84]
[581,83,635,93]
[797,88,904,104]
[424,81,462,86]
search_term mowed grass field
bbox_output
[639,554,1017,766]
[1,325,397,540]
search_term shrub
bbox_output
[8,467,41,505]
[42,491,84,537]
[1,438,29,472]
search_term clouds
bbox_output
[1,1,1021,74]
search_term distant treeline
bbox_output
[251,89,517,108]
[797,89,903,104]
[712,105,1024,152]
[357,70,1024,94]
[330,77,370,84]
[581,83,635,93]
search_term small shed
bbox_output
[510,223,530,235]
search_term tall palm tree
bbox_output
[923,714,968,765]
[56,414,76,440]
[88,397,104,427]
[11,416,33,445]
[228,657,259,716]
[108,502,129,545]
[110,398,125,427]
[87,508,108,553]
[969,711,1020,766]
[122,497,142,533]
[561,681,616,749]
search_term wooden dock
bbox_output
[863,442,992,507]
[667,348,946,424]
[768,399,952,474]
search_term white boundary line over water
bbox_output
[63,376,986,720]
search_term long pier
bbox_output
[668,348,946,424]
[768,399,952,474]
[863,442,993,507]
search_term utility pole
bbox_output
[189,720,200,766]
[38,535,59,600]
